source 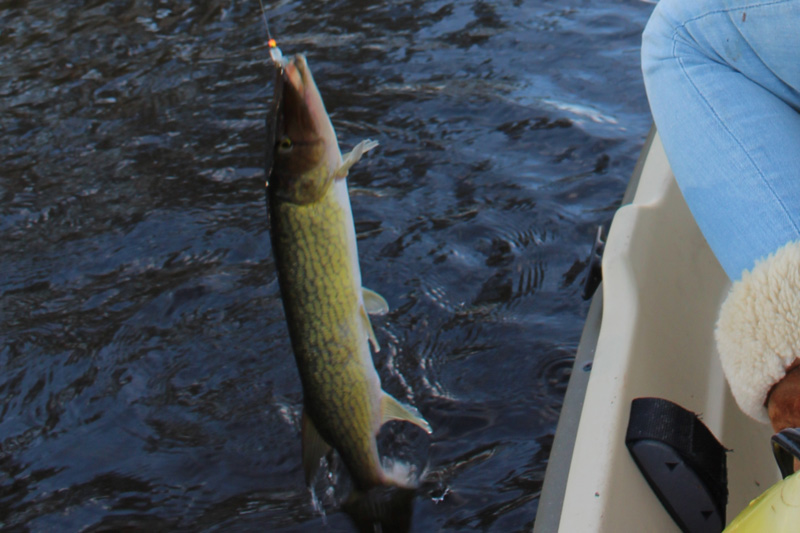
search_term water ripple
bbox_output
[1,0,653,530]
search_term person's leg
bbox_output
[641,0,800,426]
[642,0,800,280]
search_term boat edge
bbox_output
[532,126,657,533]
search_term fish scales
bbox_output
[270,183,385,486]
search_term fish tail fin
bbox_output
[343,482,416,532]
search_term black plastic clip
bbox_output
[581,225,605,300]
[626,398,728,533]
[772,427,800,479]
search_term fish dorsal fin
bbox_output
[363,287,389,315]
[333,139,379,180]
[360,305,381,352]
[381,392,432,434]
[302,409,332,485]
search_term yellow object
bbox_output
[724,470,800,531]
[268,54,431,490]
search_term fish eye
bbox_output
[278,137,293,151]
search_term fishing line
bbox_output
[256,0,273,41]
[256,0,286,66]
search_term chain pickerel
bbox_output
[267,54,432,490]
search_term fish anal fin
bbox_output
[360,305,381,352]
[334,139,379,180]
[302,409,332,485]
[381,392,432,434]
[363,287,389,315]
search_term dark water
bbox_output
[1,0,654,530]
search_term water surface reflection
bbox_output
[1,0,652,530]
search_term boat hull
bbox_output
[536,130,777,532]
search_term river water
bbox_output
[1,0,654,530]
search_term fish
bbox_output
[266,53,432,491]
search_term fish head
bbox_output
[269,54,340,205]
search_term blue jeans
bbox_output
[641,0,800,281]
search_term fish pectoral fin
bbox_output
[381,392,433,434]
[363,287,389,315]
[334,139,379,180]
[360,305,381,352]
[302,409,332,485]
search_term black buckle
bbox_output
[581,226,605,300]
[772,427,800,479]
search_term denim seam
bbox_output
[669,7,800,240]
[728,6,800,107]
[680,0,798,89]
[677,0,796,27]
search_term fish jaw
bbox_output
[270,54,341,205]
[283,56,333,144]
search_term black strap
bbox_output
[626,397,728,533]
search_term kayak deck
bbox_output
[535,130,777,532]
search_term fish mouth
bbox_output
[276,54,327,145]
[283,54,310,96]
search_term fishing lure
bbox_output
[268,38,286,67]
[258,0,287,68]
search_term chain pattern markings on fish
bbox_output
[267,54,431,491]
